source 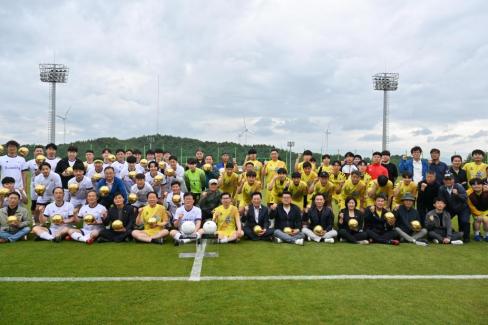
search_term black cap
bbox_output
[319,171,329,178]
[443,173,453,179]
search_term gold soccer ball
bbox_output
[348,218,359,230]
[7,215,18,225]
[108,154,116,163]
[83,214,95,224]
[411,220,422,232]
[0,144,4,155]
[92,173,102,182]
[68,183,79,194]
[34,184,46,196]
[283,227,292,235]
[154,174,164,183]
[384,212,396,224]
[313,225,324,235]
[112,220,124,230]
[148,217,157,226]
[18,147,29,157]
[51,214,63,225]
[0,187,10,196]
[35,155,46,164]
[128,193,138,204]
[99,186,110,197]
[172,194,181,204]
[158,161,166,169]
[83,162,88,170]
[203,163,212,172]
[139,159,148,168]
[128,171,137,179]
[253,225,263,234]
[165,168,175,177]
[65,167,74,176]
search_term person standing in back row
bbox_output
[399,146,429,183]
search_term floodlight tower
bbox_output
[372,72,398,151]
[287,141,295,175]
[40,63,69,143]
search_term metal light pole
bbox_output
[287,141,295,174]
[372,73,399,151]
[39,63,69,143]
[56,106,71,144]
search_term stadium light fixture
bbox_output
[40,63,69,143]
[372,72,399,151]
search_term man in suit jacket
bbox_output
[269,191,305,245]
[96,166,128,209]
[243,192,274,241]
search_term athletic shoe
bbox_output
[432,239,439,244]
[358,240,369,245]
[474,235,481,241]
[274,237,282,244]
[339,238,345,242]
[323,238,335,244]
[416,238,428,244]
[389,240,400,246]
[174,239,181,246]
[151,238,164,245]
[451,240,463,245]
[294,238,304,246]
[414,240,428,246]
[86,238,95,245]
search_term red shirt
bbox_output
[366,163,389,180]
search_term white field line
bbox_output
[189,239,207,281]
[1,275,488,283]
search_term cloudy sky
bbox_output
[0,0,486,159]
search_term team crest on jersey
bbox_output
[225,216,231,224]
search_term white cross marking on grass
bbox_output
[178,239,218,282]
[1,275,488,282]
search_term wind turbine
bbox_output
[56,106,71,144]
[238,117,254,145]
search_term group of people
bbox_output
[0,139,487,247]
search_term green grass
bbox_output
[1,240,487,324]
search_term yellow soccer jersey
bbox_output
[220,172,239,196]
[463,162,487,181]
[330,172,346,203]
[301,170,318,187]
[317,165,333,174]
[244,159,263,176]
[312,180,335,204]
[213,205,240,234]
[296,161,317,173]
[393,181,417,207]
[141,204,168,236]
[288,180,308,209]
[269,177,290,204]
[340,179,366,209]
[240,181,262,207]
[264,160,287,185]
[359,173,372,187]
[366,180,394,207]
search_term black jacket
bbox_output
[270,203,302,230]
[381,162,398,183]
[55,157,83,188]
[449,167,467,189]
[438,184,468,214]
[244,204,270,229]
[417,181,440,214]
[338,208,364,232]
[104,204,135,231]
[302,206,334,231]
[364,207,394,234]
[394,205,420,233]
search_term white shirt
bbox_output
[111,160,128,178]
[165,191,185,217]
[283,206,291,214]
[0,155,27,189]
[44,201,74,220]
[45,157,61,171]
[412,159,423,183]
[78,203,107,231]
[33,171,62,204]
[341,164,358,174]
[67,176,93,201]
[130,183,154,207]
[174,205,202,227]
[253,206,261,224]
[120,165,145,191]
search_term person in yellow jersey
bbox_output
[131,191,169,244]
[329,160,346,206]
[236,170,261,215]
[267,168,290,206]
[310,172,335,208]
[366,175,394,208]
[218,162,239,199]
[295,150,316,173]
[357,160,372,187]
[466,178,488,241]
[317,154,333,175]
[300,161,318,189]
[235,161,255,208]
[213,192,243,243]
[287,172,308,211]
[243,148,263,177]
[340,170,366,210]
[463,149,487,182]
[392,171,418,209]
[261,148,286,203]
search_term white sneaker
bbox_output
[323,238,335,244]
[295,238,304,246]
[414,240,428,246]
[274,237,282,244]
[451,240,463,245]
[432,239,439,244]
[358,240,370,245]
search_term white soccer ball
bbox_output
[202,220,217,235]
[181,221,196,235]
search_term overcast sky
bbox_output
[0,0,486,159]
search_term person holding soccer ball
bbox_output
[131,191,169,245]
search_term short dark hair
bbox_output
[67,145,78,153]
[410,146,422,154]
[377,175,389,187]
[221,192,231,199]
[187,158,197,165]
[451,155,462,162]
[281,191,292,197]
[169,155,178,161]
[251,192,262,199]
[127,156,137,164]
[381,150,391,156]
[146,191,158,199]
[302,161,312,169]
[350,170,361,177]
[345,152,354,158]
[433,197,446,204]
[303,150,313,156]
[469,178,484,186]
[171,180,181,187]
[45,143,57,150]
[401,171,412,178]
[322,154,331,160]
[85,150,94,154]
[135,173,145,180]
[6,140,20,148]
[372,152,382,157]
[72,162,85,171]
[430,148,440,154]
[471,149,485,157]
[115,149,125,154]
[40,162,52,169]
[8,191,20,199]
[183,192,194,200]
[246,171,257,177]
[104,166,114,172]
[1,176,15,184]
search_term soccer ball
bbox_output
[99,186,110,197]
[108,154,116,163]
[35,155,46,164]
[112,220,124,230]
[158,161,166,169]
[139,159,148,168]
[203,163,212,172]
[18,147,29,157]
[181,221,196,235]
[411,220,422,232]
[147,217,158,226]
[253,225,263,234]
[128,193,138,204]
[0,145,3,155]
[84,214,95,224]
[51,214,63,225]
[172,194,181,204]
[65,167,73,176]
[34,184,46,196]
[0,187,10,196]
[313,225,323,235]
[7,216,18,224]
[128,171,137,179]
[202,220,217,235]
[154,174,164,183]
[165,168,175,177]
[92,173,102,182]
[283,227,292,234]
[384,212,396,224]
[348,218,359,230]
[68,183,79,194]
[83,162,88,170]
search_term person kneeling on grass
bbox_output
[425,197,463,245]
[301,193,337,243]
[337,196,369,244]
[270,191,305,245]
[98,193,135,242]
[68,190,107,244]
[242,192,274,241]
[212,192,244,244]
[32,187,76,242]
[131,192,169,245]
[0,192,31,243]
[170,192,202,246]
[393,193,428,246]
[467,178,488,242]
[364,194,400,245]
